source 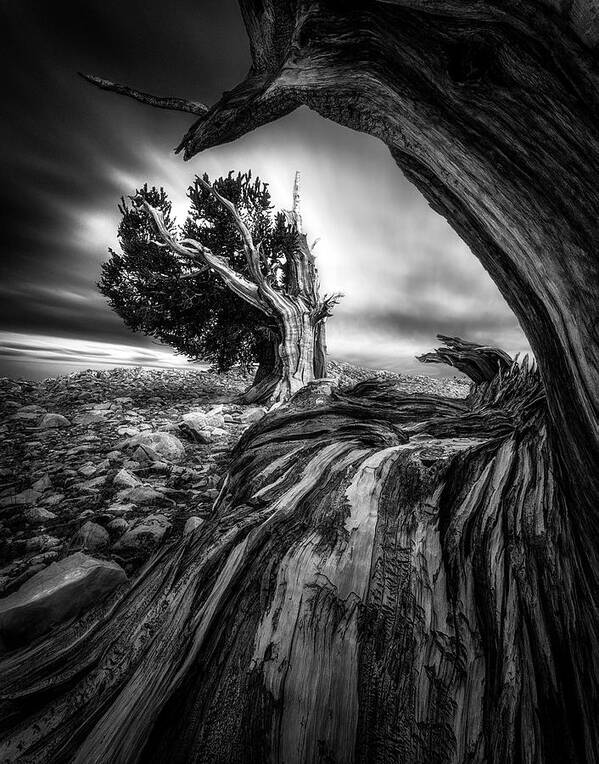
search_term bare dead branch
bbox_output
[134,196,270,316]
[312,293,343,323]
[195,176,264,283]
[79,73,209,115]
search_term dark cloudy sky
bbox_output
[0,0,528,379]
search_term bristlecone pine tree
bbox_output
[98,173,297,399]
[1,2,598,762]
[136,171,339,405]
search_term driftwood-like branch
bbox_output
[195,176,264,284]
[417,334,513,384]
[136,196,269,315]
[79,73,209,115]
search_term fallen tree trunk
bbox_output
[1,340,597,762]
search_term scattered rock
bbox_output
[112,516,171,556]
[79,476,107,492]
[128,432,185,463]
[120,486,164,506]
[25,534,62,553]
[24,506,57,524]
[0,489,41,507]
[42,493,63,507]
[240,407,267,424]
[39,413,70,429]
[72,521,110,552]
[105,503,136,516]
[78,462,97,478]
[32,474,52,492]
[0,552,127,649]
[182,410,225,432]
[107,518,129,537]
[113,468,140,489]
[184,516,204,535]
[133,444,161,463]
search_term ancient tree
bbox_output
[137,171,338,404]
[1,1,598,762]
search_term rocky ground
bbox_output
[0,362,468,637]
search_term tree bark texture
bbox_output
[2,345,596,762]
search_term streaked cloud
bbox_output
[0,332,199,380]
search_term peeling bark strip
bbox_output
[2,349,598,762]
[140,171,340,404]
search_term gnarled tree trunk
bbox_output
[4,1,598,761]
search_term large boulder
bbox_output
[0,553,127,650]
[127,431,185,463]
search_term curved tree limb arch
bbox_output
[87,0,599,509]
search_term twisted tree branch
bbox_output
[195,176,264,284]
[79,73,209,115]
[417,334,513,384]
[135,196,270,316]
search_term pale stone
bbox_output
[0,552,127,648]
